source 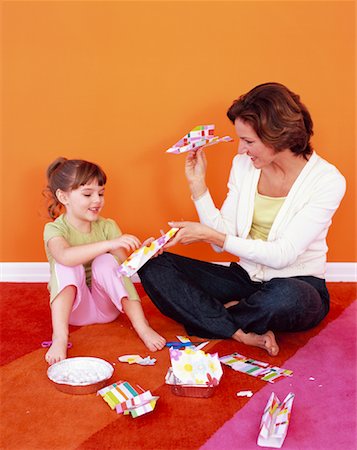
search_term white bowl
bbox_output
[47,357,114,394]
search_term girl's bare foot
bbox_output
[232,329,279,356]
[122,298,166,351]
[135,325,166,352]
[45,336,69,365]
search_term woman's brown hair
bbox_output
[227,82,313,158]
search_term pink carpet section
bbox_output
[201,300,357,450]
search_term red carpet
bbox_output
[0,282,356,450]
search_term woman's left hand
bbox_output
[165,221,226,248]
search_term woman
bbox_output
[138,82,346,356]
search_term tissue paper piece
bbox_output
[166,124,233,154]
[237,390,254,398]
[176,336,191,343]
[257,392,295,448]
[177,335,209,350]
[118,355,156,366]
[165,336,209,350]
[118,228,179,277]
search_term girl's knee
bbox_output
[54,262,85,284]
[92,253,118,277]
[52,284,77,303]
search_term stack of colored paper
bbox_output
[97,381,159,418]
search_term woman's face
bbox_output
[234,118,278,169]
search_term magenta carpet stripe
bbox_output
[201,300,357,450]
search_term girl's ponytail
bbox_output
[46,157,67,182]
[45,157,68,219]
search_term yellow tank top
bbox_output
[250,191,286,241]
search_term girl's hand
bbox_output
[164,221,225,248]
[109,234,141,253]
[142,237,155,248]
[142,235,164,258]
[185,149,208,199]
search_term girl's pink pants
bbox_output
[53,254,129,326]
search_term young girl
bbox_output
[43,157,166,365]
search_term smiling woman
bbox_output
[42,157,167,366]
[138,82,347,357]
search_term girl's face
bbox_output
[234,118,279,169]
[57,179,105,229]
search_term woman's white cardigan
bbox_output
[194,152,346,282]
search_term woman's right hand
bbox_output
[185,149,208,199]
[109,234,141,253]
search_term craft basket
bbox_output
[171,384,216,398]
[170,375,216,398]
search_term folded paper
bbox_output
[116,391,159,418]
[166,124,233,154]
[220,353,293,383]
[117,228,179,277]
[97,381,158,417]
[167,347,222,387]
[257,392,295,448]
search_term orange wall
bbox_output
[1,1,355,262]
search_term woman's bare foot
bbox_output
[135,324,166,352]
[232,329,279,356]
[224,300,239,309]
[45,336,69,365]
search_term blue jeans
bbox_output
[138,252,330,338]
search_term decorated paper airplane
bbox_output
[220,353,293,383]
[97,381,159,418]
[257,392,295,448]
[117,228,179,278]
[166,124,233,154]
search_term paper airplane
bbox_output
[166,124,233,154]
[258,392,295,448]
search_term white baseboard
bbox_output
[0,262,141,283]
[0,262,356,283]
[325,263,357,282]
